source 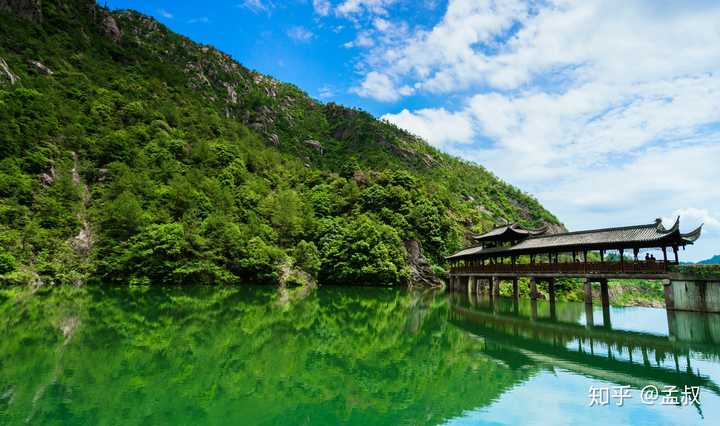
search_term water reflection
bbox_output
[449,292,720,413]
[1,286,719,425]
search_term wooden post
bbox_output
[583,278,593,305]
[672,246,679,264]
[600,250,604,263]
[512,277,519,301]
[663,247,668,263]
[493,276,500,297]
[619,249,625,272]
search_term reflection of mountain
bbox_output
[449,293,720,401]
[0,286,530,425]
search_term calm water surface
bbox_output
[1,285,719,425]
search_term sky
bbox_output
[104,0,720,261]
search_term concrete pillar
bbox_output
[583,278,593,305]
[512,278,519,301]
[530,277,539,300]
[493,276,500,297]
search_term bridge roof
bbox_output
[448,218,702,260]
[472,223,549,243]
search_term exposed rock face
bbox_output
[0,57,19,85]
[28,59,53,75]
[268,133,280,146]
[0,0,42,22]
[39,165,56,186]
[102,13,121,42]
[304,139,323,155]
[546,223,567,234]
[404,240,442,287]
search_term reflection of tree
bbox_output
[0,286,535,425]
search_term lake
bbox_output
[1,285,719,425]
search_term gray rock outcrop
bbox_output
[404,239,442,287]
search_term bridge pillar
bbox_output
[583,278,593,305]
[512,278,519,301]
[530,298,538,321]
[600,279,610,309]
[585,302,594,328]
[529,277,539,300]
[599,279,611,327]
[548,278,557,320]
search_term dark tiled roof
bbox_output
[448,218,702,259]
[473,223,549,242]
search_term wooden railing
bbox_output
[451,261,671,276]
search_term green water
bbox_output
[1,286,719,425]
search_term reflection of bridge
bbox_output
[446,219,720,313]
[448,293,720,399]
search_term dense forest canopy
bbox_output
[0,0,560,286]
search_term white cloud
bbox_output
[336,0,398,17]
[313,0,331,16]
[287,26,314,43]
[351,71,401,101]
[344,31,375,48]
[665,208,720,234]
[382,108,474,148]
[240,0,273,14]
[344,0,720,260]
[157,9,173,19]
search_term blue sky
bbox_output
[105,1,720,261]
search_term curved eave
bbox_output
[681,224,703,243]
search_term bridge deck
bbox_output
[450,260,670,279]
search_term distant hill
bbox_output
[0,0,560,286]
[697,255,720,265]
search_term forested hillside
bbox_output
[0,0,560,286]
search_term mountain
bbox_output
[0,0,561,286]
[697,255,720,265]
